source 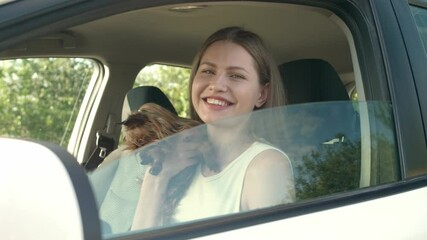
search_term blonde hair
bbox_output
[189,26,287,121]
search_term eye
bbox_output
[200,69,215,75]
[229,73,245,79]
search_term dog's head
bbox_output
[121,103,201,150]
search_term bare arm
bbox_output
[131,151,199,230]
[131,169,169,230]
[241,149,295,211]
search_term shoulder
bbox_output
[244,141,293,185]
[246,146,292,176]
[246,142,292,173]
[241,143,295,210]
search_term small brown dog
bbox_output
[121,103,200,149]
[121,102,202,223]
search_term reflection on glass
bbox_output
[88,101,399,237]
[0,0,16,6]
[410,5,427,55]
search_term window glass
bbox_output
[85,3,400,238]
[0,0,16,7]
[0,58,96,147]
[410,5,427,55]
[134,64,191,118]
[90,101,400,237]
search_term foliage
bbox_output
[0,58,93,147]
[0,60,191,147]
[295,136,361,200]
[1,59,400,202]
[295,103,399,200]
[134,64,191,118]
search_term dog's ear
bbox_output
[121,112,146,129]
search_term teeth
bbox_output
[206,98,228,106]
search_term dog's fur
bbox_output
[121,102,201,223]
[122,103,200,150]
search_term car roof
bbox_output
[0,2,352,76]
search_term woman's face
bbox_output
[191,40,269,123]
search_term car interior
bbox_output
[0,1,357,158]
[0,1,401,237]
[0,138,101,240]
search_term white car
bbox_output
[0,0,426,239]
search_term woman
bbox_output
[132,26,295,229]
[91,103,201,234]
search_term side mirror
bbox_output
[0,138,101,240]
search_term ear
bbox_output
[255,83,270,108]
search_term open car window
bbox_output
[0,58,98,148]
[89,101,399,237]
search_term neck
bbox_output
[202,123,253,174]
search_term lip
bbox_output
[202,96,233,109]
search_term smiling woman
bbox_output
[130,26,295,231]
[1,0,426,239]
[191,40,265,122]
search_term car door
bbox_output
[1,0,427,239]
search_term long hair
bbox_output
[121,102,201,223]
[188,26,287,121]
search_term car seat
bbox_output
[88,85,178,234]
[84,86,177,171]
[101,85,177,168]
[277,59,361,200]
[278,58,350,103]
[1,138,101,240]
[123,85,177,117]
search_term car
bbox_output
[1,0,426,239]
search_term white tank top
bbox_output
[171,141,290,223]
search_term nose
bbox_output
[209,73,227,92]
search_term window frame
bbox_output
[400,0,427,155]
[371,0,427,178]
[104,0,427,238]
[68,58,106,162]
[109,177,427,240]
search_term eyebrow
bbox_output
[199,61,250,74]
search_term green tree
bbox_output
[0,58,94,147]
[134,64,191,117]
[295,136,361,200]
[295,103,399,200]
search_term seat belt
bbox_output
[83,130,115,171]
[83,113,118,171]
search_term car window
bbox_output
[0,0,16,7]
[89,101,399,237]
[134,64,191,118]
[410,4,427,55]
[0,58,97,147]
[80,2,403,238]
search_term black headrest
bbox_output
[125,86,177,115]
[278,59,349,104]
